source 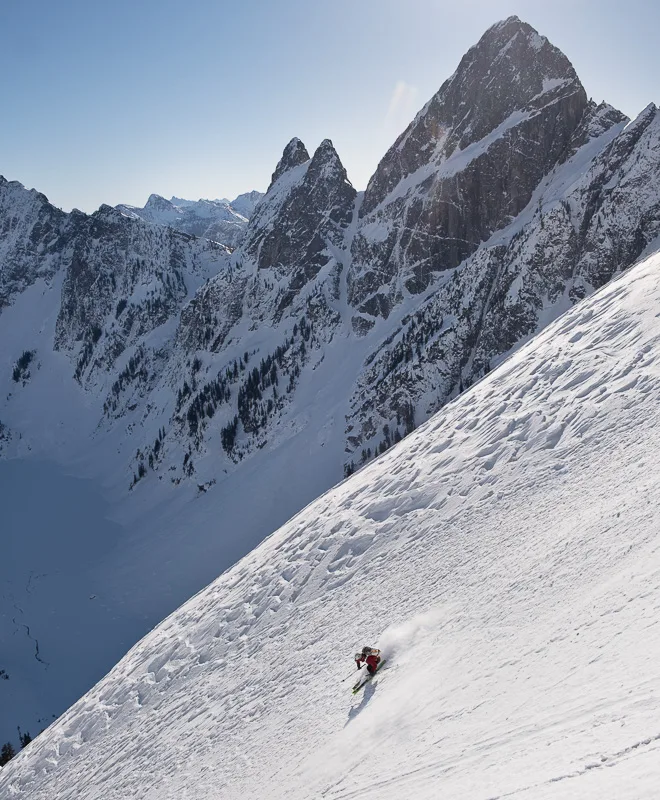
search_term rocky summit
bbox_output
[349,16,590,322]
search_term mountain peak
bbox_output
[445,15,581,117]
[145,194,174,211]
[269,138,310,189]
[635,102,658,122]
[488,15,525,31]
[229,190,264,219]
[93,204,123,221]
[351,18,592,319]
[471,15,551,61]
[361,18,586,217]
[312,138,339,160]
[309,139,342,171]
[307,139,353,190]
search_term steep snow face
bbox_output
[3,251,660,799]
[349,16,590,325]
[0,131,362,749]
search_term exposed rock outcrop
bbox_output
[349,16,590,328]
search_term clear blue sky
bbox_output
[1,0,657,212]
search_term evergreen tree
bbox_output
[0,741,15,766]
[18,728,31,748]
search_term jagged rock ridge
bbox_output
[0,179,229,395]
[241,138,356,313]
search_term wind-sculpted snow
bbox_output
[3,252,660,799]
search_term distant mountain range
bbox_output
[116,190,264,249]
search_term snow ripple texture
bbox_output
[2,253,660,798]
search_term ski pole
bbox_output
[341,666,363,682]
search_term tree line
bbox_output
[0,728,32,768]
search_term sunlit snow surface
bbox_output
[2,253,660,798]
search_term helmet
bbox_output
[354,653,362,660]
[361,646,371,655]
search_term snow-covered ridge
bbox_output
[3,250,660,799]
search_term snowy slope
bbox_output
[3,251,659,798]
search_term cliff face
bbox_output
[349,16,589,329]
[240,138,356,315]
[0,177,67,308]
[0,177,229,412]
[54,205,229,385]
[344,101,660,468]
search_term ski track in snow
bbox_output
[2,254,660,798]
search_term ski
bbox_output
[352,659,387,694]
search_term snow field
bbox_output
[2,253,660,798]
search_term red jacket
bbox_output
[365,654,380,670]
[356,653,380,670]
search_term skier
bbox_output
[354,646,381,675]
